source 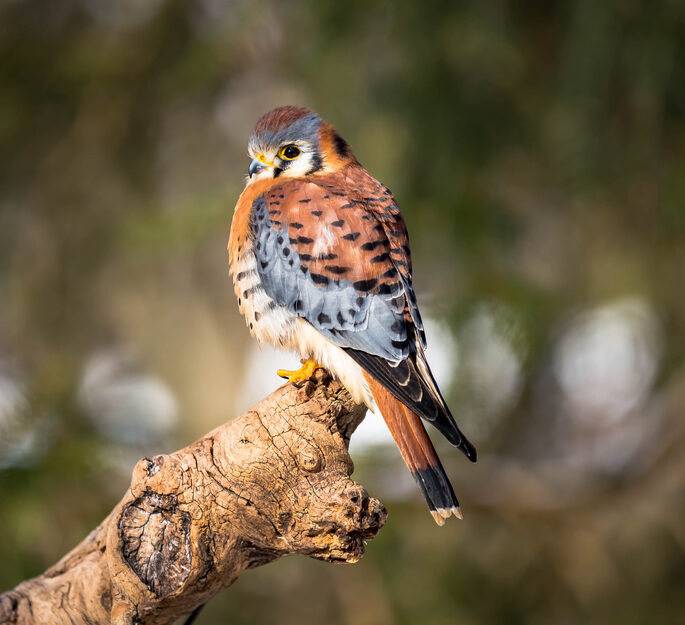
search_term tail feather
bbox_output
[366,374,461,525]
[345,346,477,462]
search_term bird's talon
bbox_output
[276,357,321,383]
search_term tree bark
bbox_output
[0,370,386,625]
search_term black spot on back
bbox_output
[310,273,330,286]
[370,252,391,263]
[353,278,378,292]
[377,282,399,295]
[361,240,386,251]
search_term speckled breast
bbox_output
[231,242,296,349]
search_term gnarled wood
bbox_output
[0,371,386,625]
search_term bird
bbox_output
[228,105,476,524]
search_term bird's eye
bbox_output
[279,145,301,160]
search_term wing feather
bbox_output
[250,166,475,460]
[347,345,477,461]
[250,169,414,361]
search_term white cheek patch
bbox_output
[282,153,318,177]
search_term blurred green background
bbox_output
[1,1,685,623]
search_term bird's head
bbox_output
[246,106,356,183]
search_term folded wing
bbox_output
[250,166,476,460]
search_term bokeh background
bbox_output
[2,1,685,623]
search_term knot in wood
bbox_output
[119,489,192,598]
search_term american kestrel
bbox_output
[228,106,476,524]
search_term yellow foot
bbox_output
[277,357,321,384]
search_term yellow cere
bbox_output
[256,153,273,166]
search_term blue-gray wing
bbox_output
[249,175,425,361]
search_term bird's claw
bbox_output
[277,357,320,384]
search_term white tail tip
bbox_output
[430,506,463,525]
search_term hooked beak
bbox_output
[248,158,264,178]
[248,155,273,178]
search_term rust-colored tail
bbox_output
[365,374,461,525]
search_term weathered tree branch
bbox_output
[0,371,386,625]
